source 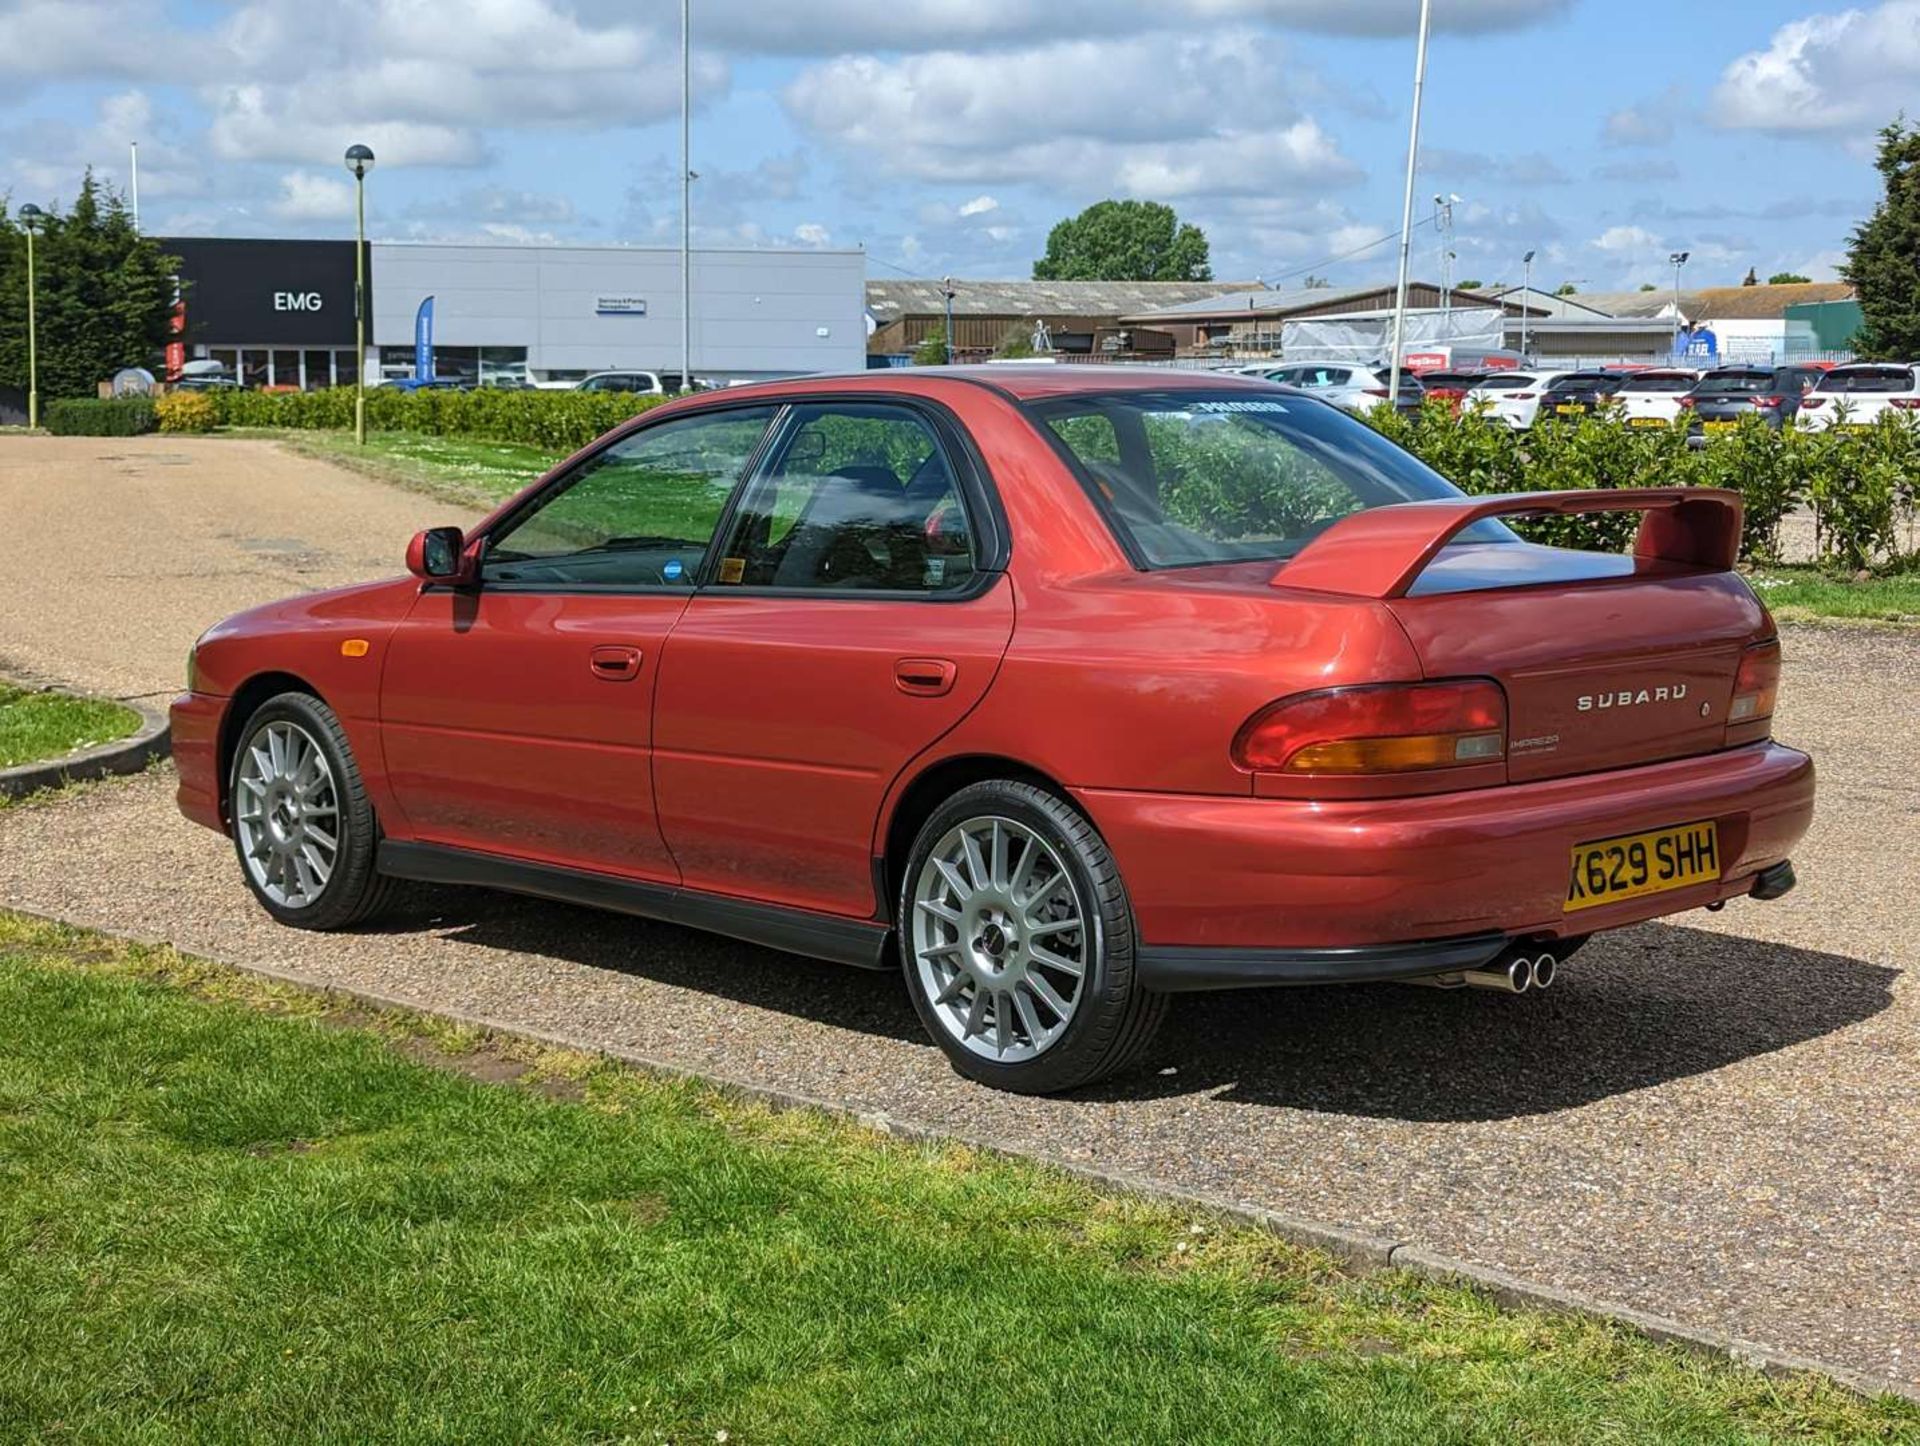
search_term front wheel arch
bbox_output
[217,672,323,827]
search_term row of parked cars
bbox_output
[1238,360,1920,443]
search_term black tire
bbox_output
[897,780,1167,1094]
[227,691,395,931]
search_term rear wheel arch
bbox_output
[879,754,1084,923]
[218,672,323,823]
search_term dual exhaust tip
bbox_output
[1413,949,1558,994]
[1462,950,1557,994]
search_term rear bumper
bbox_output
[1078,741,1814,979]
[169,691,226,833]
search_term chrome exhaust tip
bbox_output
[1529,953,1558,991]
[1461,954,1530,993]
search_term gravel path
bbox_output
[0,434,478,700]
[1,436,1916,1389]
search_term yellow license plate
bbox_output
[1703,420,1737,431]
[1629,416,1665,428]
[1566,821,1719,913]
[1555,403,1582,414]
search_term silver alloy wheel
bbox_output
[234,720,341,909]
[911,815,1093,1063]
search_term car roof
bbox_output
[675,364,1288,407]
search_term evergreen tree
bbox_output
[1842,119,1920,359]
[0,172,180,400]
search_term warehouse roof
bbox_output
[865,278,1254,319]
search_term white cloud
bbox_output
[793,221,831,245]
[266,171,358,220]
[1603,105,1672,147]
[1711,1,1920,135]
[785,32,1358,198]
[957,195,999,217]
[1591,224,1662,254]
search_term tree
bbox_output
[1768,271,1813,285]
[0,172,179,401]
[911,332,949,366]
[1455,278,1484,291]
[991,322,1037,359]
[1553,282,1579,296]
[1843,118,1920,359]
[1032,200,1211,282]
[1639,283,1658,291]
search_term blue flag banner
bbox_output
[414,295,435,380]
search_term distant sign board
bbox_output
[595,295,648,315]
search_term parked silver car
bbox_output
[1247,362,1424,415]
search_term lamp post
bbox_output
[941,276,956,363]
[1668,250,1690,360]
[680,0,693,395]
[18,203,45,431]
[344,144,375,444]
[1387,0,1433,404]
[1520,249,1535,359]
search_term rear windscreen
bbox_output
[1545,375,1622,393]
[1623,374,1696,393]
[1816,368,1915,394]
[1696,373,1773,393]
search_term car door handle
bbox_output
[895,658,957,697]
[588,645,643,682]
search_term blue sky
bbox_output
[0,0,1909,290]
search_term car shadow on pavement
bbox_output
[372,883,929,1045]
[1088,921,1901,1122]
[373,886,1898,1125]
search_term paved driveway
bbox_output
[1,435,1915,1390]
[0,434,479,700]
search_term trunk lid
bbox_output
[1387,541,1762,781]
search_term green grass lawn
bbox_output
[263,429,564,509]
[1746,566,1920,625]
[0,682,138,769]
[1,915,1912,1444]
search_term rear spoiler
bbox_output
[1272,488,1743,600]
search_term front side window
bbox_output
[481,407,777,587]
[713,403,978,593]
[1036,390,1514,570]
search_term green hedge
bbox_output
[1366,403,1920,573]
[44,397,157,437]
[207,387,673,453]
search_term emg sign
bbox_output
[274,291,324,312]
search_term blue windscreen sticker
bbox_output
[663,559,684,581]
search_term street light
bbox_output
[1520,249,1536,358]
[1387,0,1433,403]
[18,203,45,431]
[344,144,375,444]
[941,276,956,364]
[1668,250,1690,360]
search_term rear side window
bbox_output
[714,403,978,593]
[1035,389,1515,570]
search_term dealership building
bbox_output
[160,237,868,388]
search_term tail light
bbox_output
[1363,387,1390,398]
[1891,398,1920,410]
[1800,395,1827,409]
[1679,397,1696,410]
[1752,395,1784,408]
[1728,640,1780,732]
[1233,680,1507,775]
[1512,391,1536,401]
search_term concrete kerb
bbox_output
[8,902,1918,1409]
[0,698,170,800]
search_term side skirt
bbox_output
[377,840,892,971]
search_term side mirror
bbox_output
[406,526,469,583]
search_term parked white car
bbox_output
[1467,370,1575,430]
[1614,369,1700,429]
[1257,362,1424,415]
[1794,363,1920,431]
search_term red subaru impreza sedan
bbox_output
[171,367,1812,1093]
